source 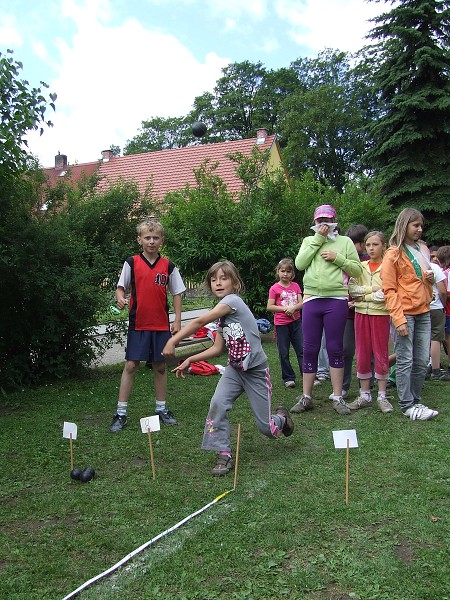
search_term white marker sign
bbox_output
[63,422,78,440]
[332,429,358,449]
[140,415,160,434]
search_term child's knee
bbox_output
[153,361,167,376]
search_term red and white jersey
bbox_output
[117,254,185,330]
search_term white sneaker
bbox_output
[403,404,438,420]
[285,381,296,388]
[377,395,394,413]
[347,395,372,410]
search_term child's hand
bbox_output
[397,323,408,337]
[162,339,176,358]
[284,307,294,318]
[372,285,381,292]
[116,297,128,310]
[317,223,330,238]
[320,250,337,261]
[171,359,190,379]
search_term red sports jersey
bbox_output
[127,254,174,331]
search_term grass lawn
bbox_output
[0,336,448,600]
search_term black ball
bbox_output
[70,467,83,480]
[192,121,207,138]
[80,467,95,483]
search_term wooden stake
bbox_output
[69,432,74,471]
[345,437,349,505]
[147,429,156,480]
[233,424,241,490]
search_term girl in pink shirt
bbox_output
[267,258,303,388]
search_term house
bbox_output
[43,129,283,200]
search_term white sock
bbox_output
[155,400,166,412]
[117,401,127,416]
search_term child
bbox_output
[290,204,363,416]
[381,208,438,420]
[347,231,393,413]
[267,258,303,388]
[109,220,186,432]
[435,245,450,381]
[162,260,294,476]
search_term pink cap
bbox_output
[313,204,336,220]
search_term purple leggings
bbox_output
[302,298,349,372]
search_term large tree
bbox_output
[280,50,376,192]
[364,0,450,242]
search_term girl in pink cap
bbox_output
[290,204,363,415]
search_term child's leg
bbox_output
[275,324,296,384]
[290,318,303,374]
[201,367,242,453]
[152,360,167,404]
[324,299,348,397]
[118,360,140,403]
[355,312,372,393]
[242,364,288,438]
[410,312,431,402]
[301,300,326,395]
[342,317,355,393]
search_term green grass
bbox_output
[1,338,448,600]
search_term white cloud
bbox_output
[0,15,22,46]
[27,0,228,166]
[275,0,380,54]
[207,0,267,19]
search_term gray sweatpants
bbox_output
[201,362,284,453]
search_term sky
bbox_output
[0,0,382,167]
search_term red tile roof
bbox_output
[43,161,99,188]
[97,134,278,198]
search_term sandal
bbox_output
[211,454,234,477]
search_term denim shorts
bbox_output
[125,330,171,362]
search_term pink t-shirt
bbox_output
[268,281,302,325]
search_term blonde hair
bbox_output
[205,261,244,295]
[389,208,424,248]
[136,219,164,237]
[275,258,295,277]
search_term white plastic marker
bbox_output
[63,422,78,471]
[140,416,160,480]
[62,489,232,600]
[332,429,358,505]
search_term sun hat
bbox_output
[313,204,336,220]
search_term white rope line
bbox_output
[62,489,232,600]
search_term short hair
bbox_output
[136,219,164,237]
[275,257,295,276]
[205,261,244,295]
[389,207,424,248]
[436,245,450,270]
[365,230,387,245]
[429,245,440,253]
[345,224,369,244]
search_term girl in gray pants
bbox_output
[162,261,294,476]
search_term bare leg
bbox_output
[118,360,140,403]
[153,360,167,401]
[329,366,344,397]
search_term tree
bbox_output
[363,0,450,243]
[124,116,191,155]
[0,49,56,178]
[280,50,376,192]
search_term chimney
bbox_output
[55,152,68,169]
[101,149,114,162]
[256,128,269,144]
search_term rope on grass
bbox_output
[62,489,232,600]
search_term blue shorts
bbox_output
[446,315,450,334]
[125,330,171,362]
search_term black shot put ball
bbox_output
[70,467,83,480]
[192,121,207,138]
[80,467,95,483]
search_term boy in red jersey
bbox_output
[109,220,186,431]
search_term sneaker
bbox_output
[275,405,294,436]
[403,404,439,420]
[211,454,234,477]
[284,380,296,388]
[328,390,347,400]
[346,395,372,410]
[109,414,127,432]
[333,397,351,415]
[316,373,329,382]
[156,409,177,425]
[313,379,322,386]
[290,395,313,413]
[377,395,394,413]
[440,371,450,381]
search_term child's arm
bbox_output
[162,302,232,357]
[171,293,183,334]
[115,286,128,310]
[172,335,227,378]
